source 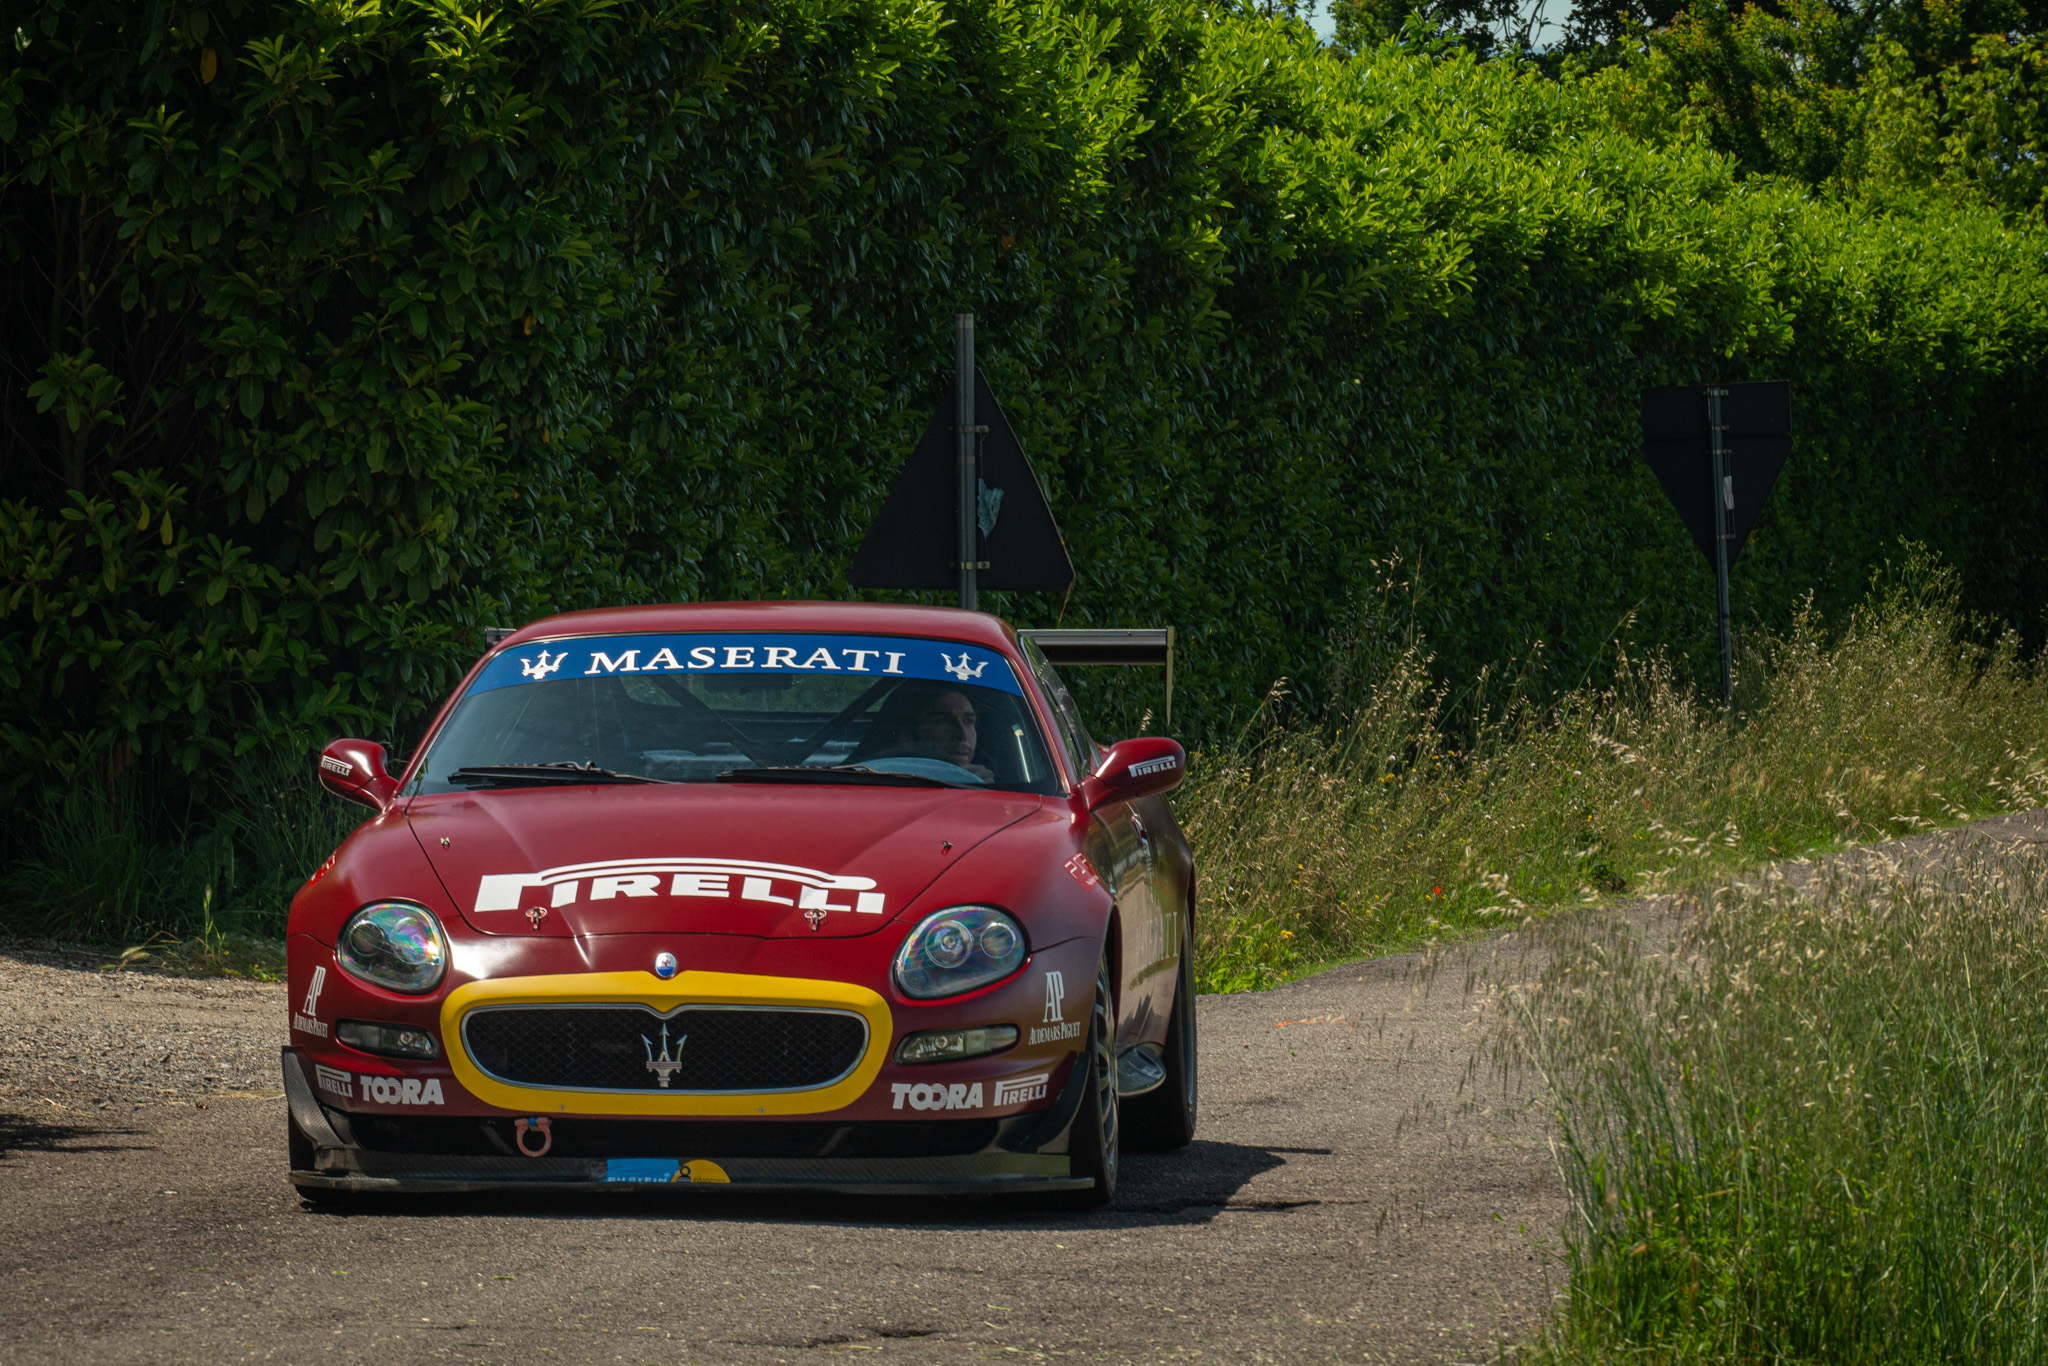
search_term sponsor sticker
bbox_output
[472,856,887,920]
[467,633,1026,698]
[1062,853,1101,891]
[1031,970,1084,1043]
[993,1073,1050,1106]
[1127,754,1178,778]
[890,1081,984,1112]
[358,1074,445,1106]
[294,966,329,1037]
[318,755,353,777]
[605,1158,679,1183]
[1029,1021,1083,1045]
[314,1064,353,1099]
[889,1073,1053,1111]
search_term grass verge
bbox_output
[1176,549,2048,992]
[0,748,349,952]
[1504,841,2048,1363]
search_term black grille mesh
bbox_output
[464,1006,867,1092]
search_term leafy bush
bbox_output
[4,0,2048,815]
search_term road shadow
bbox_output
[0,1110,147,1159]
[294,1137,1297,1228]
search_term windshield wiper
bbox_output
[715,765,963,789]
[449,763,671,789]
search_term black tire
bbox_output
[288,1112,351,1209]
[1123,937,1198,1151]
[1049,951,1120,1210]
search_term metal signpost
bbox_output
[1640,380,1793,705]
[954,314,981,610]
[850,316,1175,732]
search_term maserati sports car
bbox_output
[284,602,1196,1206]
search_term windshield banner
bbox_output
[468,633,1025,697]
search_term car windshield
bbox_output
[411,632,1062,794]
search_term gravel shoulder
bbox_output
[0,943,283,1114]
[4,810,2042,1365]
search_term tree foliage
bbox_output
[3,0,2047,809]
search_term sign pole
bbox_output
[1707,386,1733,705]
[955,313,978,611]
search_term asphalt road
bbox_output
[0,936,1562,1365]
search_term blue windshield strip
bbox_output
[468,633,1024,697]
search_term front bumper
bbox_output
[284,1047,1090,1195]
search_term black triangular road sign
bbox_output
[848,368,1075,592]
[1641,381,1792,568]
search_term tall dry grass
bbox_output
[1507,843,2048,1363]
[1177,550,2048,990]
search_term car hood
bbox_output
[406,784,1044,939]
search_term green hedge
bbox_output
[4,0,2046,799]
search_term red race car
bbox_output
[284,602,1196,1206]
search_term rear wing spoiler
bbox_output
[1017,628,1174,731]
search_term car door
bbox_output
[1020,640,1169,1053]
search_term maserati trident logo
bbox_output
[519,649,566,681]
[940,652,988,682]
[643,1022,687,1088]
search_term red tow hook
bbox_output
[514,1116,553,1157]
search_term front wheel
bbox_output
[1050,950,1119,1209]
[1123,936,1197,1151]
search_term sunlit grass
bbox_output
[1504,842,2048,1364]
[1176,549,2048,991]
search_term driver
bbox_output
[871,684,993,780]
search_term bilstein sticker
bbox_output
[472,857,886,919]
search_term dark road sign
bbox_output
[1640,380,1791,703]
[849,352,1074,599]
[1641,382,1791,570]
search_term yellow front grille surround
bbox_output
[440,970,892,1117]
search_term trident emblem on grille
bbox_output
[642,1022,687,1088]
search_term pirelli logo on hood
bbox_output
[472,857,886,919]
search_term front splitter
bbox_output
[284,1047,1090,1196]
[292,1148,1087,1196]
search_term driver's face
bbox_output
[907,692,978,767]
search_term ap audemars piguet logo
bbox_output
[472,857,886,919]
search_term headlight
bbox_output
[893,906,1028,1000]
[335,903,448,994]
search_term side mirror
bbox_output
[319,739,400,812]
[1081,737,1187,811]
